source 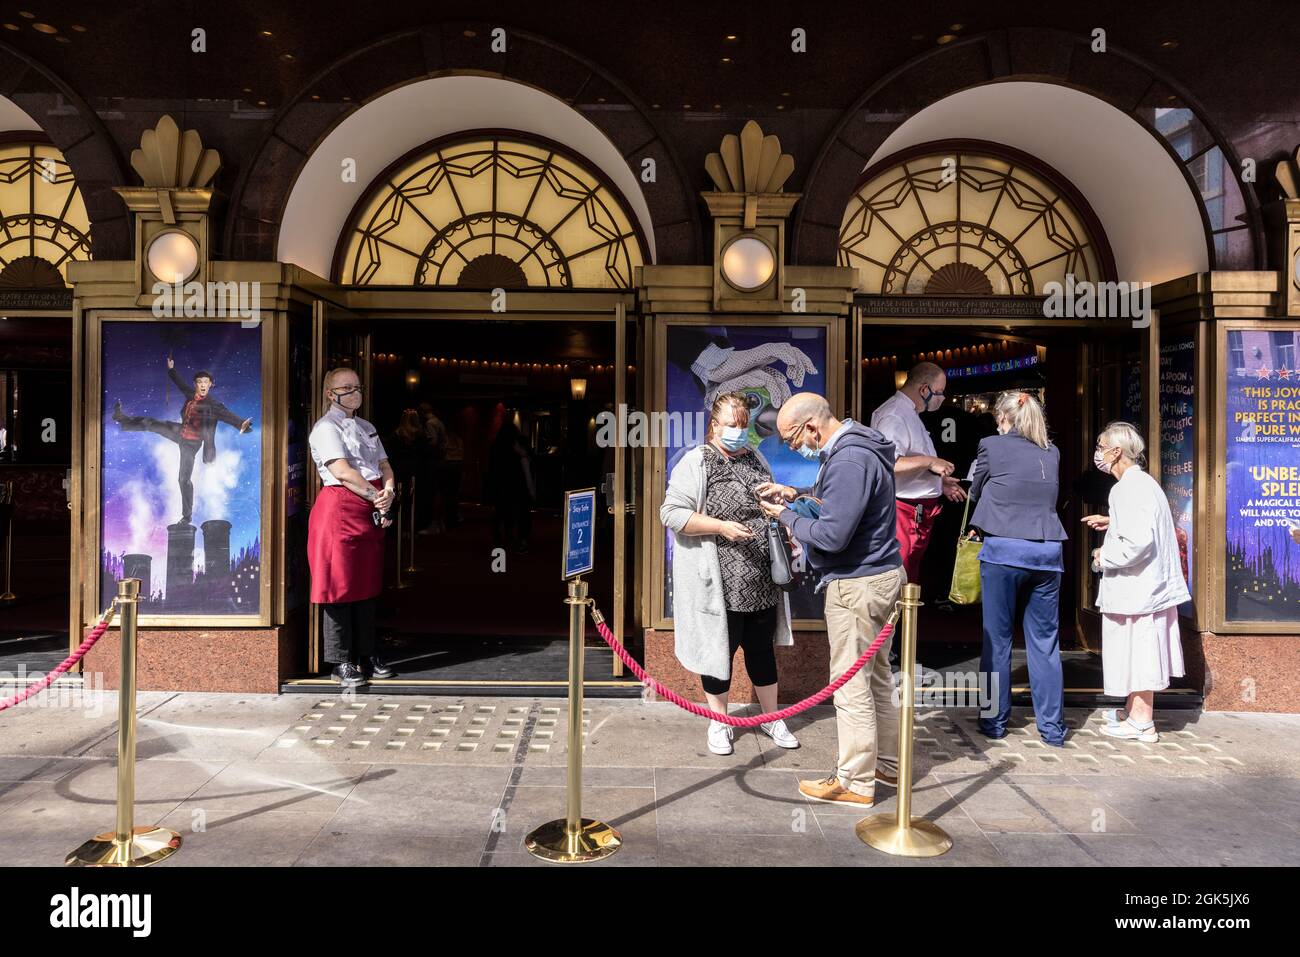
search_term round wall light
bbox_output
[720,234,776,292]
[146,230,200,283]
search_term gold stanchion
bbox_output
[525,576,621,862]
[855,582,952,857]
[66,579,182,867]
[405,476,418,574]
[394,482,408,589]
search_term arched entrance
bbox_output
[286,117,647,693]
[843,138,1194,702]
[0,110,98,679]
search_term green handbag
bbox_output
[948,492,983,605]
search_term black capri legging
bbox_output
[700,605,780,695]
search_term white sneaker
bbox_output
[1100,718,1158,743]
[707,719,734,755]
[759,719,800,749]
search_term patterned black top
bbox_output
[702,444,778,612]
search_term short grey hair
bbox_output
[1098,420,1146,466]
[903,361,945,389]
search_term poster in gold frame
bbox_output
[83,312,274,627]
[1214,319,1300,632]
[648,314,842,631]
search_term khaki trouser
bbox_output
[822,565,905,796]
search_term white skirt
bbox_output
[1101,606,1185,697]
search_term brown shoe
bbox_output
[875,767,898,787]
[798,775,874,807]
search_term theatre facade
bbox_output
[0,17,1298,712]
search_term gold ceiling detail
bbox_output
[839,150,1105,295]
[1275,145,1300,199]
[129,115,221,190]
[704,120,795,195]
[337,136,644,288]
[0,141,92,285]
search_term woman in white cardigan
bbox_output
[1082,421,1191,744]
[660,392,797,756]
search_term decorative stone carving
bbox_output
[129,115,221,190]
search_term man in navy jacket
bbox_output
[758,392,905,807]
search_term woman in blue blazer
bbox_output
[967,391,1068,746]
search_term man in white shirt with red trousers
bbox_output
[870,361,967,669]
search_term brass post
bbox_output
[855,582,952,857]
[0,510,14,602]
[405,476,418,573]
[66,579,182,866]
[524,576,621,862]
[394,482,408,589]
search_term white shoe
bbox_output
[1100,718,1158,743]
[1101,708,1127,726]
[707,719,734,755]
[759,719,800,749]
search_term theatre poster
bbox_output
[1224,327,1300,623]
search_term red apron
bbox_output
[308,480,385,603]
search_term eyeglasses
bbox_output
[782,420,811,450]
[331,384,363,397]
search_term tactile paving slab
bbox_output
[272,699,591,759]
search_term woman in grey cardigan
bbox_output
[660,392,797,755]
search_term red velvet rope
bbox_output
[589,603,897,728]
[0,614,115,714]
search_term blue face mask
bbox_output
[797,442,821,461]
[719,426,749,452]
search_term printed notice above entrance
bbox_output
[563,488,596,579]
[1225,328,1300,622]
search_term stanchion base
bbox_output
[855,814,952,857]
[65,826,182,867]
[525,818,622,863]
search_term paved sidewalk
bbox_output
[1,690,1297,866]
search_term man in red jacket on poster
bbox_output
[112,356,253,526]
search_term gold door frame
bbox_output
[648,313,844,632]
[1211,319,1300,634]
[307,299,372,673]
[304,297,633,678]
[82,311,275,628]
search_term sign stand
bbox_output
[525,489,622,862]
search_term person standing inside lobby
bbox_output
[758,392,903,807]
[308,368,397,688]
[968,391,1068,746]
[870,361,968,588]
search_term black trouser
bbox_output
[118,414,201,523]
[322,598,376,666]
[700,605,780,695]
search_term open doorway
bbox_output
[0,316,73,681]
[307,317,634,692]
[857,321,1192,699]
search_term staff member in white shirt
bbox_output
[1083,421,1190,744]
[869,361,967,587]
[308,368,397,688]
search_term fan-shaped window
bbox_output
[335,134,645,288]
[0,140,92,287]
[838,146,1111,295]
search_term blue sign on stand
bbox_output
[562,488,597,579]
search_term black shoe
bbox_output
[364,656,395,679]
[331,662,367,688]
